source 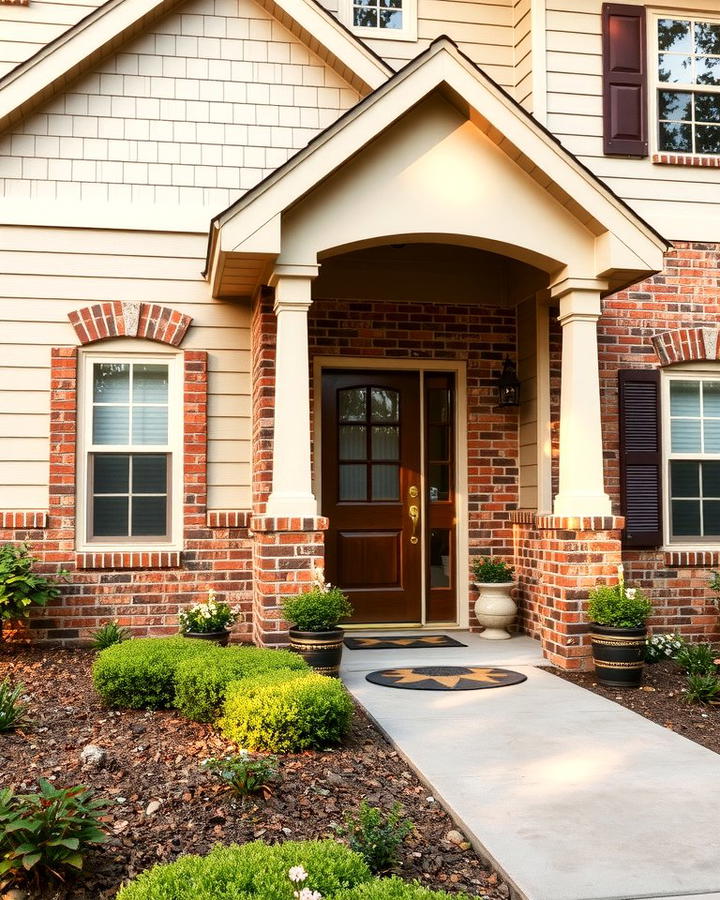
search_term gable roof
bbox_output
[0,0,392,135]
[206,36,668,293]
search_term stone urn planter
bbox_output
[182,629,230,647]
[474,582,517,640]
[472,557,517,640]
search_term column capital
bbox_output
[270,270,317,315]
[549,277,609,300]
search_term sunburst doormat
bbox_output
[344,635,467,650]
[365,665,528,691]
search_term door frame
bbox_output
[313,355,469,629]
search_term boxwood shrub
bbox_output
[115,840,372,900]
[336,878,457,900]
[218,670,354,752]
[92,637,215,709]
[174,646,309,722]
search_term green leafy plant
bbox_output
[115,840,372,900]
[179,588,239,635]
[684,672,720,704]
[338,802,413,874]
[92,637,215,709]
[174,646,308,722]
[0,679,30,732]
[0,543,68,631]
[337,877,458,900]
[202,750,279,798]
[219,669,353,752]
[709,570,720,605]
[0,779,107,888]
[675,642,718,677]
[472,557,514,584]
[282,588,353,632]
[645,632,686,664]
[587,584,652,627]
[91,620,131,650]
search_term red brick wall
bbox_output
[308,296,520,627]
[1,347,253,646]
[587,241,720,641]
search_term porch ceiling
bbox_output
[205,37,668,301]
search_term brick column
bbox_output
[514,514,625,670]
[251,516,328,647]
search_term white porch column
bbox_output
[552,281,612,518]
[266,269,318,518]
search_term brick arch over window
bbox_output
[68,302,192,346]
[651,327,720,367]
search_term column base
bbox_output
[265,493,318,518]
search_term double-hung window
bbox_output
[656,15,720,155]
[80,354,181,546]
[665,373,720,543]
[340,0,416,41]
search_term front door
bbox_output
[321,369,457,624]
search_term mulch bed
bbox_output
[547,660,720,755]
[0,649,508,900]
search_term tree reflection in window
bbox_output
[353,0,402,30]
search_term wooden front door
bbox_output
[321,369,457,625]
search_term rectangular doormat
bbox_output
[344,634,467,650]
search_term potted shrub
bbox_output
[587,567,652,688]
[0,543,68,643]
[281,568,353,677]
[472,556,516,640]
[179,589,239,647]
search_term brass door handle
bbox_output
[409,504,419,544]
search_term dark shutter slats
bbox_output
[602,4,648,157]
[619,369,662,547]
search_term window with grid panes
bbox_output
[85,359,178,542]
[657,16,720,155]
[667,376,720,541]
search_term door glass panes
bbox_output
[427,388,451,502]
[429,529,451,588]
[337,386,400,502]
[657,18,720,154]
[92,454,168,538]
[429,463,449,502]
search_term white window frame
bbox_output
[662,365,720,548]
[77,349,184,552]
[649,9,720,158]
[338,0,417,43]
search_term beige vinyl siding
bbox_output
[0,0,362,213]
[325,0,516,89]
[545,0,720,239]
[0,225,251,512]
[0,0,103,79]
[513,0,532,110]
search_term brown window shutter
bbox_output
[619,369,662,547]
[602,4,648,157]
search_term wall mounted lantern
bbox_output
[496,357,520,408]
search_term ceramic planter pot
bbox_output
[474,581,517,640]
[590,623,647,688]
[183,629,230,647]
[288,627,344,677]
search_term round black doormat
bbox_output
[365,665,528,691]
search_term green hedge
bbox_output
[218,670,354,752]
[92,637,215,709]
[174,646,309,722]
[116,840,372,900]
[336,878,457,900]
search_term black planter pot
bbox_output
[183,629,230,647]
[590,623,647,688]
[288,628,344,677]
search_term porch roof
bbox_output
[205,37,668,301]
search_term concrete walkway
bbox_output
[341,632,720,900]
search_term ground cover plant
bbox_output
[338,802,414,873]
[0,678,30,731]
[201,750,279,798]
[90,621,131,650]
[0,543,68,638]
[0,647,506,898]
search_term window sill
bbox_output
[652,153,720,168]
[76,551,182,570]
[346,25,417,42]
[663,549,720,568]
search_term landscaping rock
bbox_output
[80,744,107,768]
[145,799,162,816]
[445,829,465,846]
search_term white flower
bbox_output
[625,588,637,600]
[289,866,308,883]
[294,890,322,900]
